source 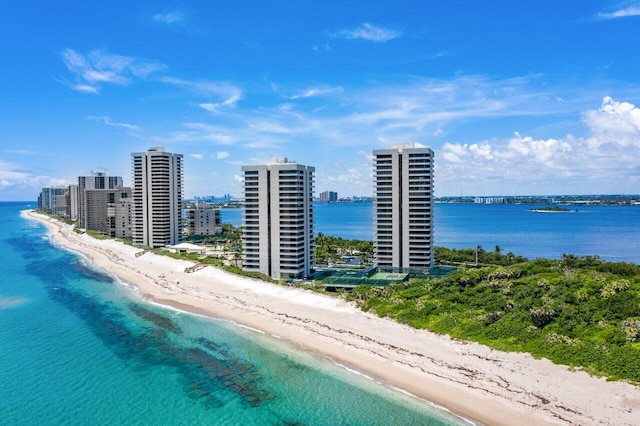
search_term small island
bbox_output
[530,206,574,212]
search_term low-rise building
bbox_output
[185,203,221,236]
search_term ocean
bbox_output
[0,201,463,425]
[223,202,640,264]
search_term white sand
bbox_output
[25,210,640,425]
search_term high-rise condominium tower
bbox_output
[242,158,315,280]
[373,143,434,269]
[131,147,183,248]
[77,172,123,229]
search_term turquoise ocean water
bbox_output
[0,202,464,425]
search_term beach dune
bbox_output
[25,210,640,426]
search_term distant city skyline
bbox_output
[2,1,640,201]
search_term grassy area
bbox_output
[86,230,112,240]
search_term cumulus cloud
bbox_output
[190,153,204,159]
[437,96,640,194]
[332,23,400,42]
[216,151,230,159]
[582,96,640,148]
[61,48,167,93]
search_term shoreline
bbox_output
[24,210,640,425]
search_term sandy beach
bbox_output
[24,210,640,426]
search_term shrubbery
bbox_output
[345,255,640,383]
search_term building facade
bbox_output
[38,186,67,214]
[242,158,315,280]
[66,184,79,220]
[131,147,183,248]
[185,203,221,236]
[85,187,132,238]
[373,143,434,269]
[78,172,123,229]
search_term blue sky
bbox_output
[1,1,640,201]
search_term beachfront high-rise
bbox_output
[373,143,434,269]
[242,158,315,280]
[131,147,183,248]
[78,172,123,229]
[85,187,132,238]
[38,186,67,215]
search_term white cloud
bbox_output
[284,85,343,100]
[152,74,591,162]
[153,10,186,25]
[216,151,230,160]
[73,84,100,94]
[190,153,204,159]
[152,122,238,146]
[86,116,139,130]
[358,150,374,162]
[0,159,67,193]
[312,44,332,52]
[147,73,640,196]
[61,48,167,93]
[582,96,640,148]
[161,77,243,107]
[598,3,640,19]
[332,23,400,42]
[436,96,640,194]
[248,121,291,134]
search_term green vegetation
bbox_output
[436,246,527,266]
[185,223,243,244]
[36,209,76,226]
[530,206,571,212]
[85,230,112,240]
[116,237,134,246]
[315,233,373,265]
[154,249,275,283]
[345,255,640,383]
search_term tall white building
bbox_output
[78,172,123,229]
[373,143,434,269]
[131,147,183,248]
[242,158,315,280]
